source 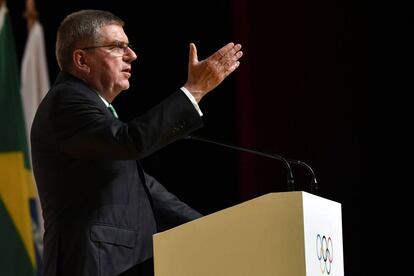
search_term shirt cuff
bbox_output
[180,87,203,117]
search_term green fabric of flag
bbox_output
[0,4,37,276]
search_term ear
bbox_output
[73,49,90,74]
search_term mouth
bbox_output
[122,67,131,77]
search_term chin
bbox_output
[119,82,130,91]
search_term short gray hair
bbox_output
[56,10,124,72]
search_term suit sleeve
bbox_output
[51,84,203,160]
[143,172,202,231]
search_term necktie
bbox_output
[108,104,119,119]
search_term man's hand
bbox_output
[184,42,243,102]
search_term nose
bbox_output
[124,46,137,62]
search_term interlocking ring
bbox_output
[316,234,333,274]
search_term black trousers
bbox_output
[119,258,154,276]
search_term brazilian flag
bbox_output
[0,4,38,275]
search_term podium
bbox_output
[153,191,344,276]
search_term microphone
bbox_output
[286,159,318,195]
[184,135,295,191]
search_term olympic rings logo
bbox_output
[316,234,333,274]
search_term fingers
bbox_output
[222,49,243,70]
[223,60,241,78]
[226,44,243,62]
[210,42,235,60]
[222,43,242,61]
[216,43,242,79]
[209,42,242,68]
[188,42,198,66]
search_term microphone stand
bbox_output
[185,135,296,192]
[287,159,318,195]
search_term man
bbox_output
[30,9,242,276]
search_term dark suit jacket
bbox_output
[31,72,203,276]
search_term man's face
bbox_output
[84,24,137,101]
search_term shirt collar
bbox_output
[96,92,110,107]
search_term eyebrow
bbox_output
[108,40,129,45]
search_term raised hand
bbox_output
[184,42,243,102]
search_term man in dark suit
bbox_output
[30,9,242,276]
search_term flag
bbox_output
[20,18,50,276]
[0,3,37,275]
[21,20,49,148]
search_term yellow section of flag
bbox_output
[0,152,36,266]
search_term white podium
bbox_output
[153,191,344,276]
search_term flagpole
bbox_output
[24,0,37,32]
